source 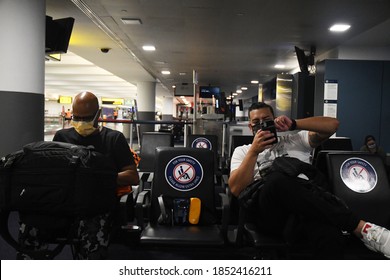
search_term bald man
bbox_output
[18,92,139,259]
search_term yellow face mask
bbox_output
[71,110,100,137]
[71,120,98,137]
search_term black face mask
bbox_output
[251,123,261,135]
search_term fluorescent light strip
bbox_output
[142,45,156,51]
[329,24,351,32]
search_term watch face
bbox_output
[340,157,377,193]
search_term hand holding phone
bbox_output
[252,120,278,144]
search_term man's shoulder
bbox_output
[233,143,251,157]
[53,127,75,139]
[100,126,123,138]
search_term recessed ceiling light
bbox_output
[236,89,242,94]
[251,80,259,84]
[179,72,187,76]
[161,70,170,75]
[329,24,351,32]
[142,45,156,51]
[121,18,142,25]
[241,87,248,90]
[274,64,285,69]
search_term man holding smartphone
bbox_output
[228,102,390,259]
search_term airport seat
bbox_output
[137,132,174,191]
[314,150,370,187]
[229,135,253,159]
[186,134,222,185]
[136,147,229,249]
[312,137,353,166]
[186,134,219,170]
[326,152,390,228]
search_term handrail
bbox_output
[63,117,192,125]
[64,117,193,148]
[62,117,247,155]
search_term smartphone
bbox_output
[252,120,278,144]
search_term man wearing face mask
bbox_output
[18,92,139,259]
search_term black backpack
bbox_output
[0,141,118,217]
[0,141,118,258]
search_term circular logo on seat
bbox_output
[340,157,377,193]
[191,137,212,150]
[165,155,203,191]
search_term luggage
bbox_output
[0,141,118,217]
[0,141,119,259]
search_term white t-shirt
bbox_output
[230,131,312,180]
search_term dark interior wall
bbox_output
[0,91,44,157]
[380,62,390,151]
[314,59,390,152]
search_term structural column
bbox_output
[136,81,156,137]
[161,96,174,121]
[0,0,45,156]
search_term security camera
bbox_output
[100,48,111,53]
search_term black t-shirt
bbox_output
[53,127,134,172]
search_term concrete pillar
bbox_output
[136,81,156,137]
[161,96,174,121]
[0,0,45,156]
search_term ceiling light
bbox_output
[161,70,171,75]
[236,90,242,94]
[241,87,248,90]
[142,45,156,51]
[251,80,259,84]
[121,18,142,25]
[179,72,187,76]
[172,85,176,88]
[329,24,351,32]
[274,64,285,69]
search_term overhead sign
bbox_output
[58,96,72,104]
[101,98,124,105]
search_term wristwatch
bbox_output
[289,119,297,131]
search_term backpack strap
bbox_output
[0,210,77,259]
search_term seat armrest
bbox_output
[221,174,229,186]
[118,190,134,224]
[219,192,230,240]
[138,172,154,191]
[135,190,150,228]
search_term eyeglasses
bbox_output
[72,115,96,122]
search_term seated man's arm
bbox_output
[229,130,274,197]
[117,164,139,186]
[275,116,339,148]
